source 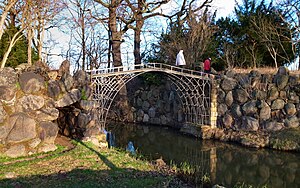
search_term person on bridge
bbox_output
[175,50,186,68]
[204,58,211,74]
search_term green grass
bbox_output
[0,141,175,188]
[269,127,300,151]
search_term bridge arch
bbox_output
[87,63,217,129]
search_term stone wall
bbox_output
[217,67,300,131]
[111,67,300,147]
[0,61,100,158]
[109,76,184,128]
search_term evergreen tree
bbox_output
[0,25,38,68]
[213,0,294,69]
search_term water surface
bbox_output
[107,123,300,187]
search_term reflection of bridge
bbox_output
[87,63,218,128]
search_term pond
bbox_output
[106,123,300,187]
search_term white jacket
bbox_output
[175,50,186,66]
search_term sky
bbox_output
[45,0,240,69]
[212,0,237,18]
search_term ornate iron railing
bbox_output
[86,63,215,128]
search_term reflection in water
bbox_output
[107,123,300,187]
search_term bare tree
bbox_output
[157,0,215,68]
[0,1,29,68]
[121,0,170,64]
[64,0,91,70]
[251,13,294,68]
[278,0,300,69]
[0,0,18,41]
[31,0,65,62]
[0,0,64,68]
[93,0,128,67]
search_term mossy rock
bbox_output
[269,127,300,151]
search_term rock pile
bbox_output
[0,61,100,157]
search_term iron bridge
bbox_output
[86,63,217,128]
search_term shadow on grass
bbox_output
[0,168,176,188]
[0,141,193,188]
[79,141,118,171]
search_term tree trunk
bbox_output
[1,31,23,68]
[134,27,142,65]
[27,27,33,65]
[37,23,45,62]
[81,9,86,70]
[133,1,144,65]
[0,0,18,41]
[109,0,122,67]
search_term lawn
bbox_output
[0,139,187,188]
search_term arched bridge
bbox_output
[86,63,218,129]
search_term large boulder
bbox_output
[238,75,251,89]
[73,70,89,87]
[19,72,45,94]
[143,113,149,122]
[5,144,26,158]
[47,80,61,99]
[59,73,74,92]
[271,99,285,110]
[252,90,267,100]
[268,87,279,101]
[284,103,297,117]
[242,101,258,115]
[224,69,236,78]
[0,85,16,103]
[77,113,92,128]
[137,109,144,121]
[221,77,237,91]
[142,101,150,111]
[233,89,249,104]
[17,95,45,112]
[79,100,99,111]
[58,60,70,77]
[260,105,271,121]
[5,113,37,144]
[0,104,7,123]
[263,121,284,131]
[275,75,289,90]
[225,91,233,106]
[287,92,299,103]
[148,107,156,118]
[0,67,17,85]
[223,114,234,128]
[39,121,59,144]
[55,89,81,108]
[217,89,226,103]
[231,104,242,117]
[218,103,228,116]
[240,116,259,131]
[33,107,59,122]
[0,120,13,141]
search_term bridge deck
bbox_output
[87,63,215,80]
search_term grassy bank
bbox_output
[269,127,300,151]
[0,139,188,188]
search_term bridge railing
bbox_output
[86,64,147,75]
[86,62,215,79]
[145,63,208,77]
